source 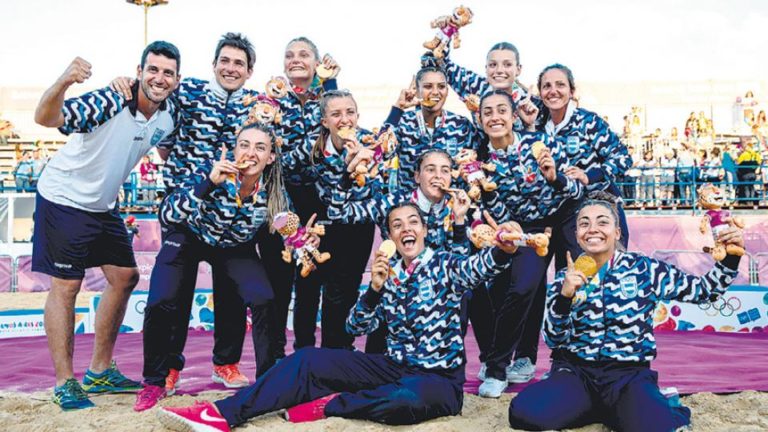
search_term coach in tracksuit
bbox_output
[508,192,743,432]
[156,202,523,431]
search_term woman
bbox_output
[475,90,584,397]
[260,36,341,361]
[534,64,632,260]
[659,149,677,206]
[383,67,478,193]
[508,192,743,431]
[281,89,376,351]
[156,203,523,431]
[136,123,291,411]
[438,41,528,103]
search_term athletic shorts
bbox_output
[32,193,136,279]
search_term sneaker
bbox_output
[284,393,339,423]
[134,384,167,412]
[211,364,249,389]
[53,378,95,411]
[82,360,142,393]
[477,362,487,381]
[166,368,181,396]
[478,377,507,398]
[506,357,535,383]
[157,401,230,432]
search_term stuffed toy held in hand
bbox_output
[470,216,550,256]
[273,212,331,277]
[265,76,290,99]
[423,5,474,59]
[697,183,746,261]
[351,127,398,187]
[452,148,497,201]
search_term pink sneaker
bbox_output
[284,393,340,423]
[134,384,167,412]
[157,401,230,432]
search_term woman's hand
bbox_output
[209,146,238,185]
[561,251,587,298]
[564,166,589,185]
[536,148,557,182]
[395,77,420,110]
[369,251,391,292]
[449,188,471,225]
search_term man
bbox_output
[32,40,181,410]
[154,203,522,431]
[118,33,269,411]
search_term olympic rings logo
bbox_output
[698,296,742,317]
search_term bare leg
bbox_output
[89,265,139,373]
[45,277,83,386]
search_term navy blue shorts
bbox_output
[32,193,136,280]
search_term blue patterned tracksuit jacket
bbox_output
[159,177,277,248]
[481,132,584,224]
[327,186,469,255]
[545,251,740,362]
[542,105,632,193]
[347,247,513,370]
[161,78,256,195]
[281,129,377,213]
[383,106,478,192]
[273,79,337,186]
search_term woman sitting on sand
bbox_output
[507,191,744,432]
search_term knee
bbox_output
[50,278,83,298]
[111,268,140,291]
[508,397,553,431]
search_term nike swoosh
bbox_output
[200,408,227,423]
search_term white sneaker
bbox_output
[477,363,487,381]
[478,377,507,398]
[506,357,535,383]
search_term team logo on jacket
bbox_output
[418,281,434,301]
[566,136,579,155]
[150,129,166,146]
[619,276,639,299]
[446,138,459,156]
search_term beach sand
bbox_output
[0,294,765,431]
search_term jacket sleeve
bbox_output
[58,88,126,135]
[346,288,385,336]
[652,255,740,303]
[543,271,574,348]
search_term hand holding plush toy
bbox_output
[347,127,398,187]
[273,212,331,277]
[470,211,549,256]
[423,5,474,59]
[697,183,746,261]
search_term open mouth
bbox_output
[401,235,416,248]
[585,236,604,246]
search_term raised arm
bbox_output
[35,57,93,128]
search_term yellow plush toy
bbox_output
[698,183,746,261]
[423,5,474,59]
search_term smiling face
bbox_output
[418,71,448,113]
[576,204,620,259]
[539,68,573,113]
[415,152,452,202]
[480,94,515,139]
[136,52,179,104]
[233,128,275,178]
[213,46,253,92]
[284,41,319,84]
[321,96,359,141]
[387,205,427,264]
[485,49,520,90]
